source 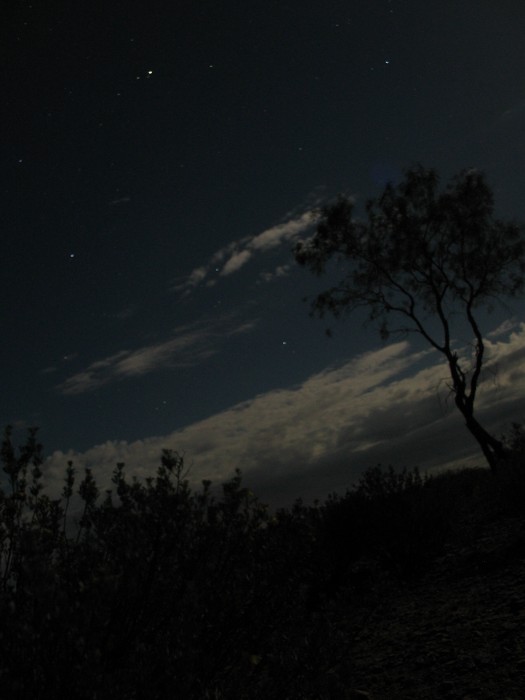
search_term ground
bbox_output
[330,507,525,699]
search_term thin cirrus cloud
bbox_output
[44,322,525,509]
[56,315,257,395]
[173,209,317,297]
[221,249,253,276]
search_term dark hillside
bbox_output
[318,462,525,699]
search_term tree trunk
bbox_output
[449,358,506,471]
[463,413,506,472]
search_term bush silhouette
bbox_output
[1,424,524,698]
[316,465,461,589]
[0,427,354,698]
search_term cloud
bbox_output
[44,322,525,509]
[249,211,315,251]
[173,210,317,296]
[185,266,208,287]
[257,264,290,284]
[57,315,257,395]
[487,317,520,338]
[220,249,253,276]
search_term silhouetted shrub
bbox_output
[492,425,525,518]
[2,425,522,698]
[317,465,461,582]
[0,427,356,699]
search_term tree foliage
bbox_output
[294,166,525,470]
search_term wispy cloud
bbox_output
[257,264,291,284]
[248,211,317,251]
[57,315,257,395]
[487,317,520,338]
[45,322,525,508]
[221,249,252,276]
[172,210,317,297]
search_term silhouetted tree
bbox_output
[294,166,525,471]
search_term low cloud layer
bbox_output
[44,321,525,509]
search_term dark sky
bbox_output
[3,0,525,507]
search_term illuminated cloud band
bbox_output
[46,322,525,508]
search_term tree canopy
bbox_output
[294,165,525,470]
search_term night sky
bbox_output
[3,1,525,507]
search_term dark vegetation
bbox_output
[1,424,525,698]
